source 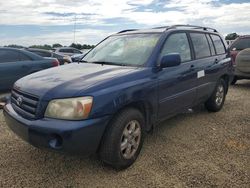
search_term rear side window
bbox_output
[190,33,210,59]
[0,50,20,63]
[160,33,191,62]
[210,35,226,54]
[206,34,216,55]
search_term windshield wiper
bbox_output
[77,59,88,64]
[89,61,126,66]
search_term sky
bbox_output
[0,0,250,46]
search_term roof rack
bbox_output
[166,25,217,32]
[117,29,138,34]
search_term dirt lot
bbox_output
[0,80,249,188]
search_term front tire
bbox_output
[99,108,145,169]
[205,78,226,112]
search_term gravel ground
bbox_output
[0,80,249,188]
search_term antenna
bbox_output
[73,15,76,43]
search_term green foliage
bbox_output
[4,43,95,50]
[4,44,24,49]
[225,33,239,40]
[70,43,95,50]
[52,43,63,48]
[29,44,52,50]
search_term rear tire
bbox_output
[99,108,145,170]
[205,78,226,112]
[231,76,237,85]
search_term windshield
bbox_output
[83,34,160,66]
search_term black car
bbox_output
[25,48,72,65]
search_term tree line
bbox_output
[4,43,95,50]
[4,33,241,50]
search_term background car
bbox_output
[231,48,250,84]
[25,48,72,65]
[53,47,82,56]
[229,35,250,84]
[71,49,90,62]
[0,47,60,91]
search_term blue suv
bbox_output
[3,25,233,169]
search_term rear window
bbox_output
[230,38,250,51]
[59,49,74,53]
[190,33,211,59]
[19,53,32,61]
[210,35,226,54]
[33,51,51,57]
[73,49,82,54]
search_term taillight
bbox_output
[230,51,237,65]
[52,59,60,67]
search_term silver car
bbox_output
[53,47,82,56]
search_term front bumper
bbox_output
[3,103,111,154]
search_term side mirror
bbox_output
[160,53,181,68]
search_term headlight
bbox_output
[45,97,93,120]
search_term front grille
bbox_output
[11,89,39,119]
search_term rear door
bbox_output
[157,32,197,120]
[188,32,217,103]
[189,32,227,104]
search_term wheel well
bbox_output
[97,101,153,153]
[115,101,153,132]
[220,74,229,93]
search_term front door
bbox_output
[157,32,197,120]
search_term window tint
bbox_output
[19,52,32,61]
[211,35,226,54]
[230,38,250,51]
[33,51,51,57]
[73,49,82,54]
[0,50,20,63]
[59,49,73,53]
[52,53,62,59]
[206,34,216,55]
[190,33,210,59]
[160,33,191,62]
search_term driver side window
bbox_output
[160,33,191,63]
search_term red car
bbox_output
[229,35,250,84]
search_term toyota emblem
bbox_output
[17,97,23,106]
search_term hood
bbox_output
[14,63,139,100]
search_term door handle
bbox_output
[190,64,195,70]
[214,59,219,64]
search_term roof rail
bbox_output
[166,25,217,32]
[117,29,138,34]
